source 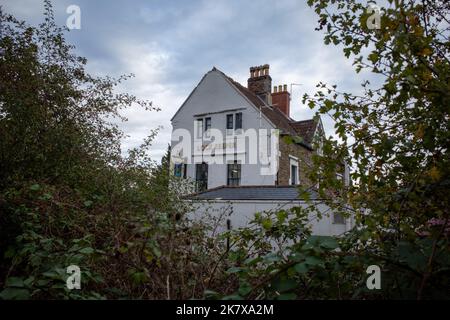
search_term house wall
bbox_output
[189,200,352,236]
[277,136,314,187]
[171,70,279,189]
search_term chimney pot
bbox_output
[247,64,272,104]
[271,83,291,117]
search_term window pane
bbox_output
[196,163,208,191]
[226,114,233,129]
[183,164,187,179]
[334,212,345,224]
[196,119,203,138]
[205,117,211,131]
[174,164,182,177]
[235,112,242,129]
[227,162,241,186]
[291,165,297,185]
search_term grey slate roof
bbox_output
[188,185,319,201]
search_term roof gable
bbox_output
[171,67,322,148]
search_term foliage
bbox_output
[0,1,228,299]
[216,0,450,300]
[1,0,448,300]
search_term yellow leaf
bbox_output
[419,48,432,56]
[414,125,425,139]
[428,166,440,181]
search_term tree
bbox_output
[219,0,449,299]
[0,1,223,300]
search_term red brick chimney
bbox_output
[271,84,290,117]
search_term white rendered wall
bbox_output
[189,200,353,237]
[171,70,278,189]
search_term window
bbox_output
[195,163,208,192]
[174,163,188,178]
[289,156,299,185]
[235,112,242,129]
[204,117,211,138]
[291,164,298,185]
[227,161,241,186]
[196,119,203,138]
[205,117,211,130]
[333,212,346,224]
[226,114,233,129]
[174,163,183,177]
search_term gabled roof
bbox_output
[171,67,321,147]
[291,119,318,144]
[225,77,298,136]
[187,185,319,201]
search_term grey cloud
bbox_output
[3,0,375,163]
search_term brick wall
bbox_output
[277,136,314,187]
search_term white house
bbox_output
[188,186,353,237]
[170,64,352,235]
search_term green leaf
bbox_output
[271,277,297,293]
[368,52,379,64]
[276,292,297,300]
[243,256,261,266]
[262,218,273,230]
[79,247,94,255]
[263,253,281,263]
[294,263,309,274]
[320,237,339,249]
[276,210,288,223]
[222,294,243,300]
[5,277,24,288]
[0,288,30,300]
[29,184,40,191]
[238,281,252,296]
[83,200,93,207]
[226,267,243,274]
[305,256,323,266]
[203,290,220,299]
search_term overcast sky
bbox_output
[3,0,374,163]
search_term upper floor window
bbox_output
[196,117,212,139]
[226,112,243,131]
[291,164,298,185]
[235,112,242,129]
[205,117,211,131]
[289,156,299,185]
[227,161,241,186]
[226,114,234,130]
[196,119,203,138]
[205,117,211,138]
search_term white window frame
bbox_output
[289,156,299,185]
